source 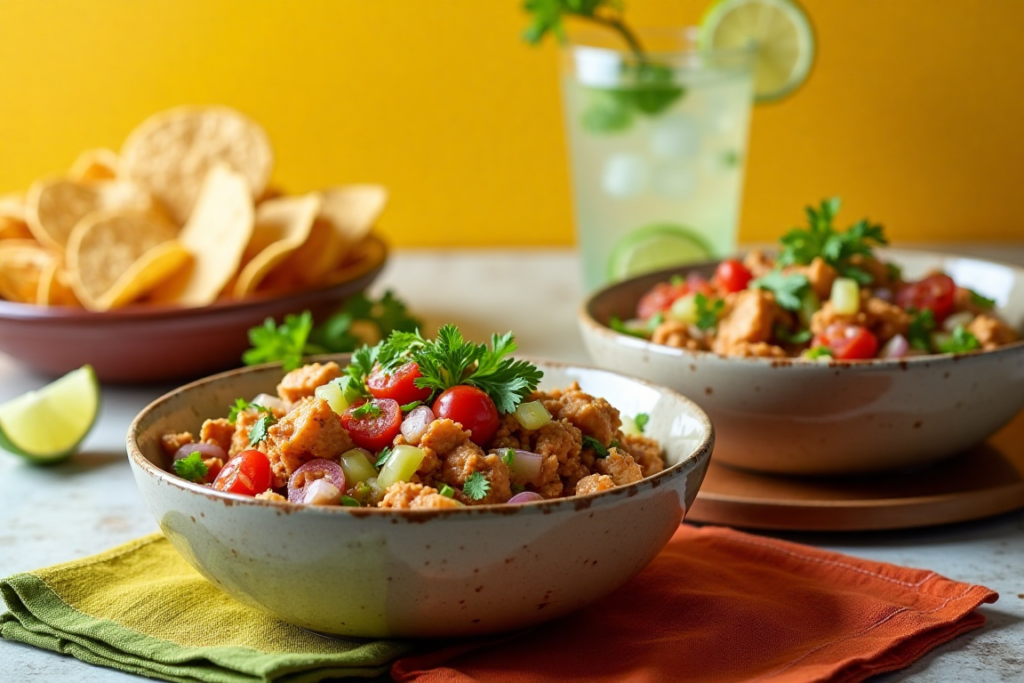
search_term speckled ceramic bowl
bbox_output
[126,357,713,638]
[580,248,1024,475]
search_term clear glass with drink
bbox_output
[561,29,754,291]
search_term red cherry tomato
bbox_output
[713,259,753,294]
[213,450,272,496]
[204,459,223,484]
[812,323,879,360]
[896,274,956,321]
[366,362,432,405]
[432,386,500,446]
[340,398,402,452]
[636,280,688,320]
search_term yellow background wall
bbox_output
[1,0,1022,247]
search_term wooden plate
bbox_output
[688,411,1024,531]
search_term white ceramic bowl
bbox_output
[580,249,1024,475]
[126,357,713,638]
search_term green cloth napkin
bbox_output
[0,534,416,682]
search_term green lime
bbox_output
[0,365,100,464]
[700,0,816,103]
[607,224,713,281]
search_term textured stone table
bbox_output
[1,247,1022,682]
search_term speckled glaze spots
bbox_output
[126,358,713,638]
[579,248,1024,475]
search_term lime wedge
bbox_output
[607,224,713,281]
[0,365,100,464]
[700,0,816,103]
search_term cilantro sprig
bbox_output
[936,326,981,354]
[242,291,421,371]
[582,435,609,458]
[968,290,996,310]
[803,346,834,360]
[228,399,273,425]
[694,293,725,331]
[173,452,209,483]
[248,413,277,447]
[375,325,543,414]
[350,402,382,419]
[751,271,810,311]
[907,309,936,351]
[777,197,888,285]
[463,472,491,501]
[633,413,649,433]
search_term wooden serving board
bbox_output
[688,411,1024,531]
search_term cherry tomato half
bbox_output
[213,450,272,496]
[366,362,432,405]
[812,323,879,360]
[432,385,500,446]
[636,281,688,320]
[896,274,956,321]
[340,398,402,452]
[713,259,753,294]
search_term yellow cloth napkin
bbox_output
[0,534,414,682]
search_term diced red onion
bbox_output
[508,491,545,504]
[302,479,342,505]
[251,393,285,412]
[400,406,435,445]
[505,449,543,485]
[943,311,975,332]
[873,288,893,302]
[288,459,346,504]
[686,273,709,291]
[173,442,226,463]
[879,334,909,359]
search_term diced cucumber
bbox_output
[314,381,349,415]
[513,401,552,430]
[339,448,378,485]
[667,293,698,324]
[377,445,426,489]
[830,278,860,316]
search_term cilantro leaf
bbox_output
[694,293,725,331]
[907,309,936,351]
[173,451,209,483]
[408,325,543,414]
[968,289,996,309]
[374,446,393,468]
[774,324,813,345]
[502,449,515,466]
[400,401,422,412]
[463,472,491,501]
[582,435,609,458]
[350,402,383,419]
[936,326,981,354]
[610,314,658,338]
[776,198,888,280]
[803,346,834,360]
[439,484,455,498]
[376,330,428,373]
[248,414,277,446]
[242,311,315,371]
[340,495,361,507]
[634,413,649,433]
[308,291,423,354]
[228,398,251,424]
[751,272,810,311]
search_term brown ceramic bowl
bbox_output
[0,235,387,384]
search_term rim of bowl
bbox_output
[125,355,715,519]
[580,246,1024,370]
[0,234,387,323]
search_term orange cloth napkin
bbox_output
[392,524,997,683]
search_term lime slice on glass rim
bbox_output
[607,224,713,282]
[0,365,100,464]
[700,0,816,103]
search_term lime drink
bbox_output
[562,32,755,290]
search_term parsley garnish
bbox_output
[340,496,361,507]
[907,309,936,351]
[582,435,609,458]
[634,413,649,433]
[463,472,491,501]
[502,449,515,466]
[173,452,208,483]
[695,293,725,331]
[374,446,394,468]
[439,484,455,498]
[242,292,421,371]
[350,402,383,419]
[379,325,543,414]
[751,272,810,311]
[968,289,996,310]
[936,326,981,354]
[248,413,277,446]
[228,398,251,424]
[776,197,888,285]
[804,346,834,360]
[400,400,422,412]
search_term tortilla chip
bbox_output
[319,184,388,250]
[0,241,59,304]
[233,193,320,297]
[149,165,255,306]
[69,148,120,182]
